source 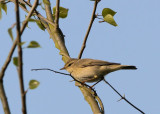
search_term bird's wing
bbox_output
[79,59,120,68]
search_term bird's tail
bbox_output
[121,65,137,70]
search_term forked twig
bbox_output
[0,0,38,80]
[103,79,145,114]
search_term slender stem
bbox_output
[15,0,27,113]
[103,79,145,114]
[0,80,10,114]
[78,0,99,59]
[55,0,60,29]
[21,0,39,34]
[32,68,70,76]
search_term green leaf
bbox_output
[29,80,40,89]
[104,14,118,26]
[28,18,36,22]
[27,41,41,48]
[1,3,7,14]
[102,8,116,17]
[36,20,45,31]
[43,0,50,5]
[18,42,26,46]
[53,6,69,18]
[13,57,18,67]
[8,28,14,41]
[25,15,37,23]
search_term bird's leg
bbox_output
[79,75,103,88]
[69,74,92,89]
[70,74,100,91]
[91,77,104,88]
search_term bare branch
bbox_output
[0,80,10,114]
[78,0,99,59]
[103,79,145,114]
[32,68,70,76]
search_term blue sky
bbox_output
[0,0,160,114]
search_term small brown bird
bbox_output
[61,58,137,83]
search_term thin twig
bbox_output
[31,68,88,86]
[10,23,16,29]
[32,68,70,76]
[15,0,27,113]
[103,79,145,114]
[21,0,39,34]
[55,0,60,29]
[78,0,99,59]
[31,68,97,93]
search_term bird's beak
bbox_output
[60,67,65,70]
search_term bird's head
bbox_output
[60,58,78,72]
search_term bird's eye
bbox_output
[68,63,73,67]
